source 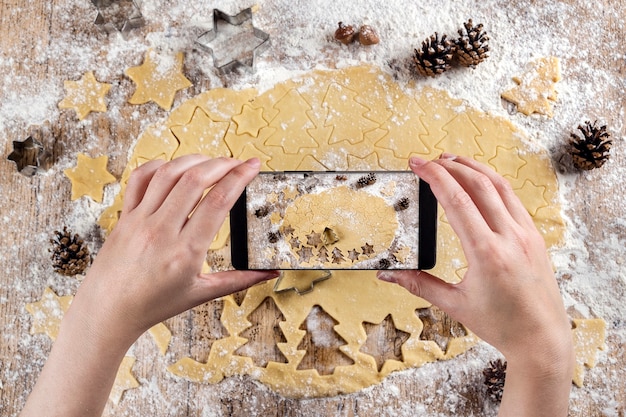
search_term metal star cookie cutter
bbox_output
[273,270,333,296]
[196,8,270,73]
[7,136,52,176]
[92,0,144,39]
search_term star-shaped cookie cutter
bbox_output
[7,136,52,176]
[196,8,270,73]
[91,0,144,39]
[273,270,333,296]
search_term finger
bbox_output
[122,159,166,213]
[434,156,515,234]
[157,157,247,230]
[137,154,213,214]
[409,156,492,250]
[190,270,280,305]
[182,158,261,250]
[443,154,535,229]
[377,270,462,317]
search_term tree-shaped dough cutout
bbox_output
[297,305,354,375]
[235,297,288,368]
[361,315,410,372]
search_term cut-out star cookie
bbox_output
[572,318,606,387]
[501,57,561,117]
[25,287,73,341]
[58,71,112,120]
[109,356,140,405]
[64,154,117,202]
[126,49,192,110]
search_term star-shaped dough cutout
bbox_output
[514,180,548,216]
[125,49,192,110]
[571,318,606,387]
[488,146,527,179]
[25,287,73,341]
[109,356,140,405]
[58,71,111,120]
[232,104,267,137]
[170,107,231,158]
[64,154,117,203]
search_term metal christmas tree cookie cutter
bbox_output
[196,8,270,73]
[273,270,333,296]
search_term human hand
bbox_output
[75,155,279,345]
[378,154,573,415]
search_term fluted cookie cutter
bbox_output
[7,136,52,176]
[196,8,270,73]
[273,270,333,296]
[91,0,144,39]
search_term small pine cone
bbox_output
[483,359,507,403]
[394,197,410,211]
[570,121,612,170]
[50,227,91,276]
[413,32,456,77]
[355,172,377,189]
[455,19,489,67]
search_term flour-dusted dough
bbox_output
[100,65,565,397]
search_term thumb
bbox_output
[193,270,280,304]
[377,270,459,312]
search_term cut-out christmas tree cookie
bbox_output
[571,318,606,387]
[58,71,112,120]
[109,356,140,405]
[501,56,561,117]
[125,49,192,111]
[64,153,116,203]
[101,65,565,398]
[25,287,72,341]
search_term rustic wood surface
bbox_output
[1,1,624,416]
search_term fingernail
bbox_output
[246,157,261,168]
[440,152,457,160]
[409,156,427,168]
[377,270,399,284]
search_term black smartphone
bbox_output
[230,171,437,270]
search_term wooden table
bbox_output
[1,1,624,416]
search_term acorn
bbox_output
[358,25,380,45]
[334,22,357,44]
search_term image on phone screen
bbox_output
[230,171,437,270]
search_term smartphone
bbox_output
[230,171,437,270]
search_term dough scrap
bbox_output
[58,71,111,120]
[101,65,566,397]
[571,318,606,387]
[64,153,116,203]
[501,56,561,117]
[125,49,192,111]
[25,287,72,341]
[109,356,140,405]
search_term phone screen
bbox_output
[230,171,436,270]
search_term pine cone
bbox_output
[483,359,507,403]
[413,32,455,77]
[455,19,489,67]
[50,227,91,276]
[570,121,612,170]
[355,172,377,189]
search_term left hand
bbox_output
[74,155,279,345]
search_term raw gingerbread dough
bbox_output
[25,287,72,341]
[501,56,561,117]
[100,65,566,397]
[58,71,112,120]
[571,318,606,387]
[64,153,116,203]
[125,49,192,111]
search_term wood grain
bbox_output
[1,1,624,416]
